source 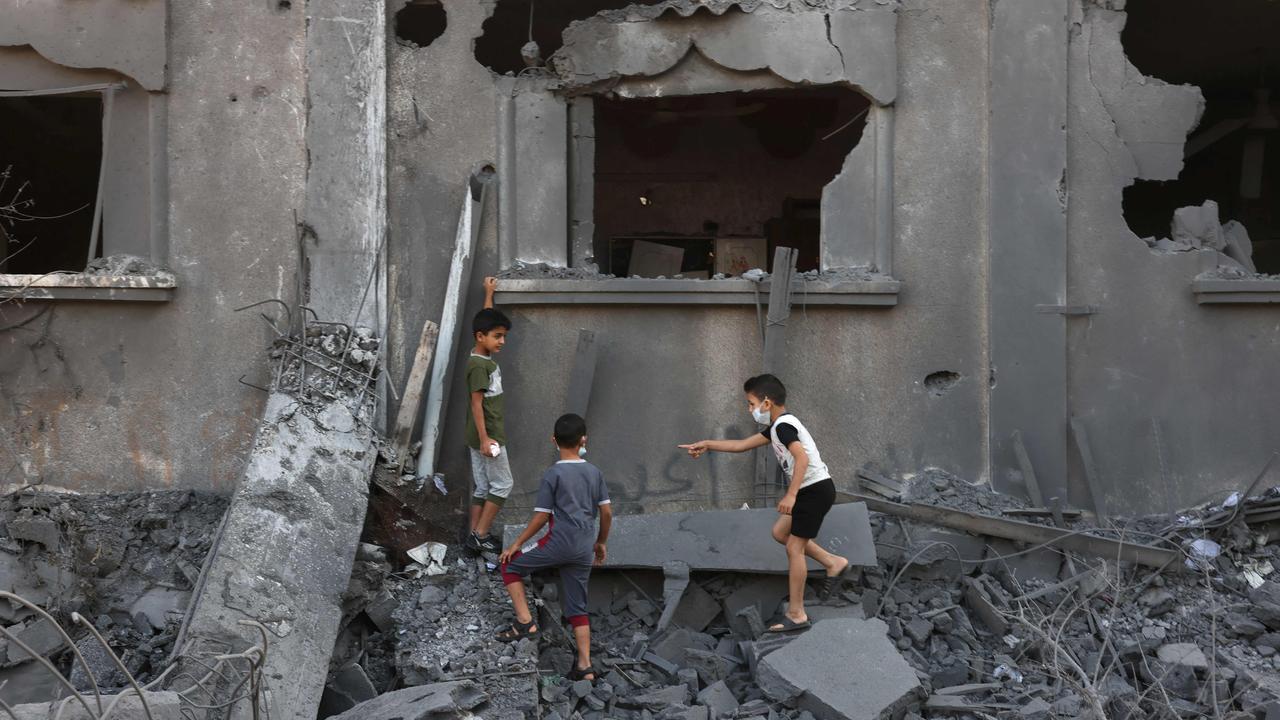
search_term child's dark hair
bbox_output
[743,374,787,405]
[554,413,587,448]
[473,308,511,336]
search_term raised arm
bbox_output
[483,276,497,309]
[679,433,769,458]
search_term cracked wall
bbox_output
[1064,1,1280,511]
[0,1,307,492]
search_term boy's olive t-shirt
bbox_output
[464,353,505,449]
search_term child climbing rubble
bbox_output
[464,277,513,556]
[496,413,612,682]
[679,373,851,632]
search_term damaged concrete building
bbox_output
[2,0,1280,717]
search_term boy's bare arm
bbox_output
[499,511,550,564]
[483,276,497,309]
[594,504,612,565]
[679,433,768,458]
[470,390,494,455]
[777,441,809,514]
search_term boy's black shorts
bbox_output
[790,478,835,539]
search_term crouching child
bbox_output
[497,413,611,682]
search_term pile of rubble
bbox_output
[0,489,226,704]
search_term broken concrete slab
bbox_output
[723,576,788,636]
[319,662,379,716]
[757,619,922,720]
[506,502,876,574]
[4,617,66,664]
[173,394,378,720]
[1157,643,1209,670]
[6,514,59,550]
[328,681,486,720]
[672,580,721,632]
[698,680,740,720]
[8,691,184,719]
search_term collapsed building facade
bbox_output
[2,0,1280,717]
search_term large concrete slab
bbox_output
[9,691,183,720]
[508,502,874,573]
[174,394,377,720]
[757,619,922,720]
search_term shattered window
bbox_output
[1121,0,1280,274]
[0,93,103,274]
[592,87,869,278]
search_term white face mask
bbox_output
[578,445,587,458]
[751,404,771,425]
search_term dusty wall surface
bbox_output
[383,0,499,439]
[431,0,992,511]
[0,2,307,491]
[1064,3,1280,513]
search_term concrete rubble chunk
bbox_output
[724,576,788,637]
[8,691,184,719]
[757,619,922,720]
[622,684,690,711]
[672,580,721,632]
[698,680,740,720]
[5,617,66,664]
[1157,643,1208,670]
[6,514,60,550]
[329,681,487,720]
[508,502,875,573]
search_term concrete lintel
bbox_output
[493,277,901,306]
[0,272,176,302]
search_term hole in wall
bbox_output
[924,371,962,397]
[396,0,447,49]
[1121,0,1280,273]
[592,86,869,277]
[474,0,666,75]
[0,94,103,273]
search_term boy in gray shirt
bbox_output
[497,413,612,682]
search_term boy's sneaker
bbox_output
[464,532,501,556]
[477,534,501,554]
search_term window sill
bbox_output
[1192,278,1280,305]
[494,277,901,306]
[0,273,176,302]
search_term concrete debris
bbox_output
[84,253,175,278]
[328,681,486,720]
[8,691,184,719]
[508,502,876,573]
[176,379,379,720]
[757,619,922,720]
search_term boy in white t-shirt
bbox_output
[679,374,850,632]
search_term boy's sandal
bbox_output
[495,618,540,643]
[816,563,855,601]
[765,616,811,633]
[567,664,598,682]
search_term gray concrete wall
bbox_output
[0,1,308,491]
[429,0,992,513]
[1064,2,1279,513]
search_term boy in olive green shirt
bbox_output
[465,277,513,556]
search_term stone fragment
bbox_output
[904,617,932,646]
[319,663,378,716]
[8,691,184,719]
[724,577,787,637]
[1157,643,1208,670]
[6,515,59,550]
[6,617,66,663]
[678,667,700,696]
[1138,588,1177,617]
[757,619,921,720]
[1225,612,1266,639]
[328,681,486,720]
[698,680,740,720]
[685,648,734,684]
[365,589,399,631]
[672,581,721,632]
[623,685,689,711]
[572,679,593,698]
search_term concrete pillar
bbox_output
[302,0,387,331]
[988,0,1070,501]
